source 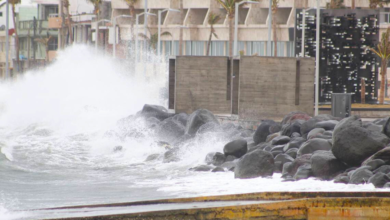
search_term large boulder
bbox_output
[307,128,325,140]
[314,120,338,131]
[185,109,219,135]
[189,165,213,172]
[156,118,185,143]
[205,152,226,166]
[301,115,339,137]
[281,120,304,137]
[311,151,348,180]
[297,138,332,157]
[286,154,312,177]
[172,113,189,126]
[281,112,311,125]
[294,164,314,180]
[332,116,389,166]
[140,104,173,121]
[274,154,294,173]
[271,136,291,145]
[349,168,373,184]
[286,148,298,159]
[253,120,277,144]
[374,165,390,174]
[223,139,248,158]
[283,137,306,152]
[368,173,390,188]
[383,117,390,138]
[362,147,390,166]
[234,150,274,179]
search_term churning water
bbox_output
[0,46,385,220]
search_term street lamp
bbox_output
[157,8,180,57]
[234,0,258,56]
[136,12,156,61]
[113,15,132,59]
[95,19,111,51]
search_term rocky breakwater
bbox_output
[130,104,390,188]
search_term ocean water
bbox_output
[0,46,386,220]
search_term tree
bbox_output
[351,0,355,9]
[326,0,345,9]
[206,12,221,56]
[9,0,21,72]
[35,35,53,63]
[123,0,138,41]
[88,0,101,46]
[369,0,390,8]
[138,29,172,53]
[63,0,73,45]
[216,0,245,57]
[370,28,390,105]
[272,0,279,57]
[179,0,183,55]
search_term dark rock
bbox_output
[286,154,312,177]
[281,120,304,137]
[324,131,333,136]
[362,147,390,166]
[225,155,237,162]
[172,113,188,126]
[271,151,283,157]
[253,120,277,144]
[220,161,236,171]
[212,167,225,172]
[300,114,338,137]
[315,120,338,131]
[185,109,219,135]
[141,104,172,121]
[156,118,185,143]
[294,164,314,180]
[291,132,301,138]
[234,150,274,179]
[332,116,389,166]
[384,182,390,188]
[373,117,389,126]
[263,145,273,152]
[364,123,383,133]
[271,136,290,145]
[113,146,123,152]
[286,148,298,159]
[374,165,390,174]
[163,148,180,163]
[281,112,311,125]
[266,133,280,143]
[334,175,350,184]
[383,117,390,138]
[274,154,294,172]
[282,177,296,182]
[348,166,372,177]
[271,145,285,152]
[172,134,193,147]
[205,152,226,166]
[196,122,221,135]
[283,137,306,152]
[311,151,348,180]
[269,123,282,134]
[282,162,292,177]
[145,154,160,162]
[307,128,325,139]
[349,169,373,184]
[297,138,332,157]
[248,143,269,153]
[190,165,213,172]
[368,173,390,188]
[223,139,248,158]
[366,159,385,171]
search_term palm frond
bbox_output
[212,32,219,39]
[208,12,222,25]
[138,33,150,41]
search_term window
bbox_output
[44,5,59,19]
[248,41,265,56]
[286,41,295,57]
[211,41,224,56]
[48,37,58,51]
[0,12,3,17]
[191,41,204,56]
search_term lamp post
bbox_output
[95,19,111,51]
[234,0,258,56]
[113,15,132,59]
[136,12,156,61]
[267,0,272,56]
[158,8,180,57]
[315,0,320,116]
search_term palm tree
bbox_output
[272,0,279,57]
[370,27,390,105]
[88,0,101,46]
[138,29,172,53]
[369,0,390,8]
[9,0,21,72]
[63,0,73,45]
[206,13,221,56]
[35,35,53,63]
[326,0,345,8]
[123,0,138,41]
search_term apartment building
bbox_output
[0,0,14,77]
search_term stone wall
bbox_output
[174,56,231,114]
[238,56,315,120]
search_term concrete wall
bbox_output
[174,56,230,114]
[238,56,315,120]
